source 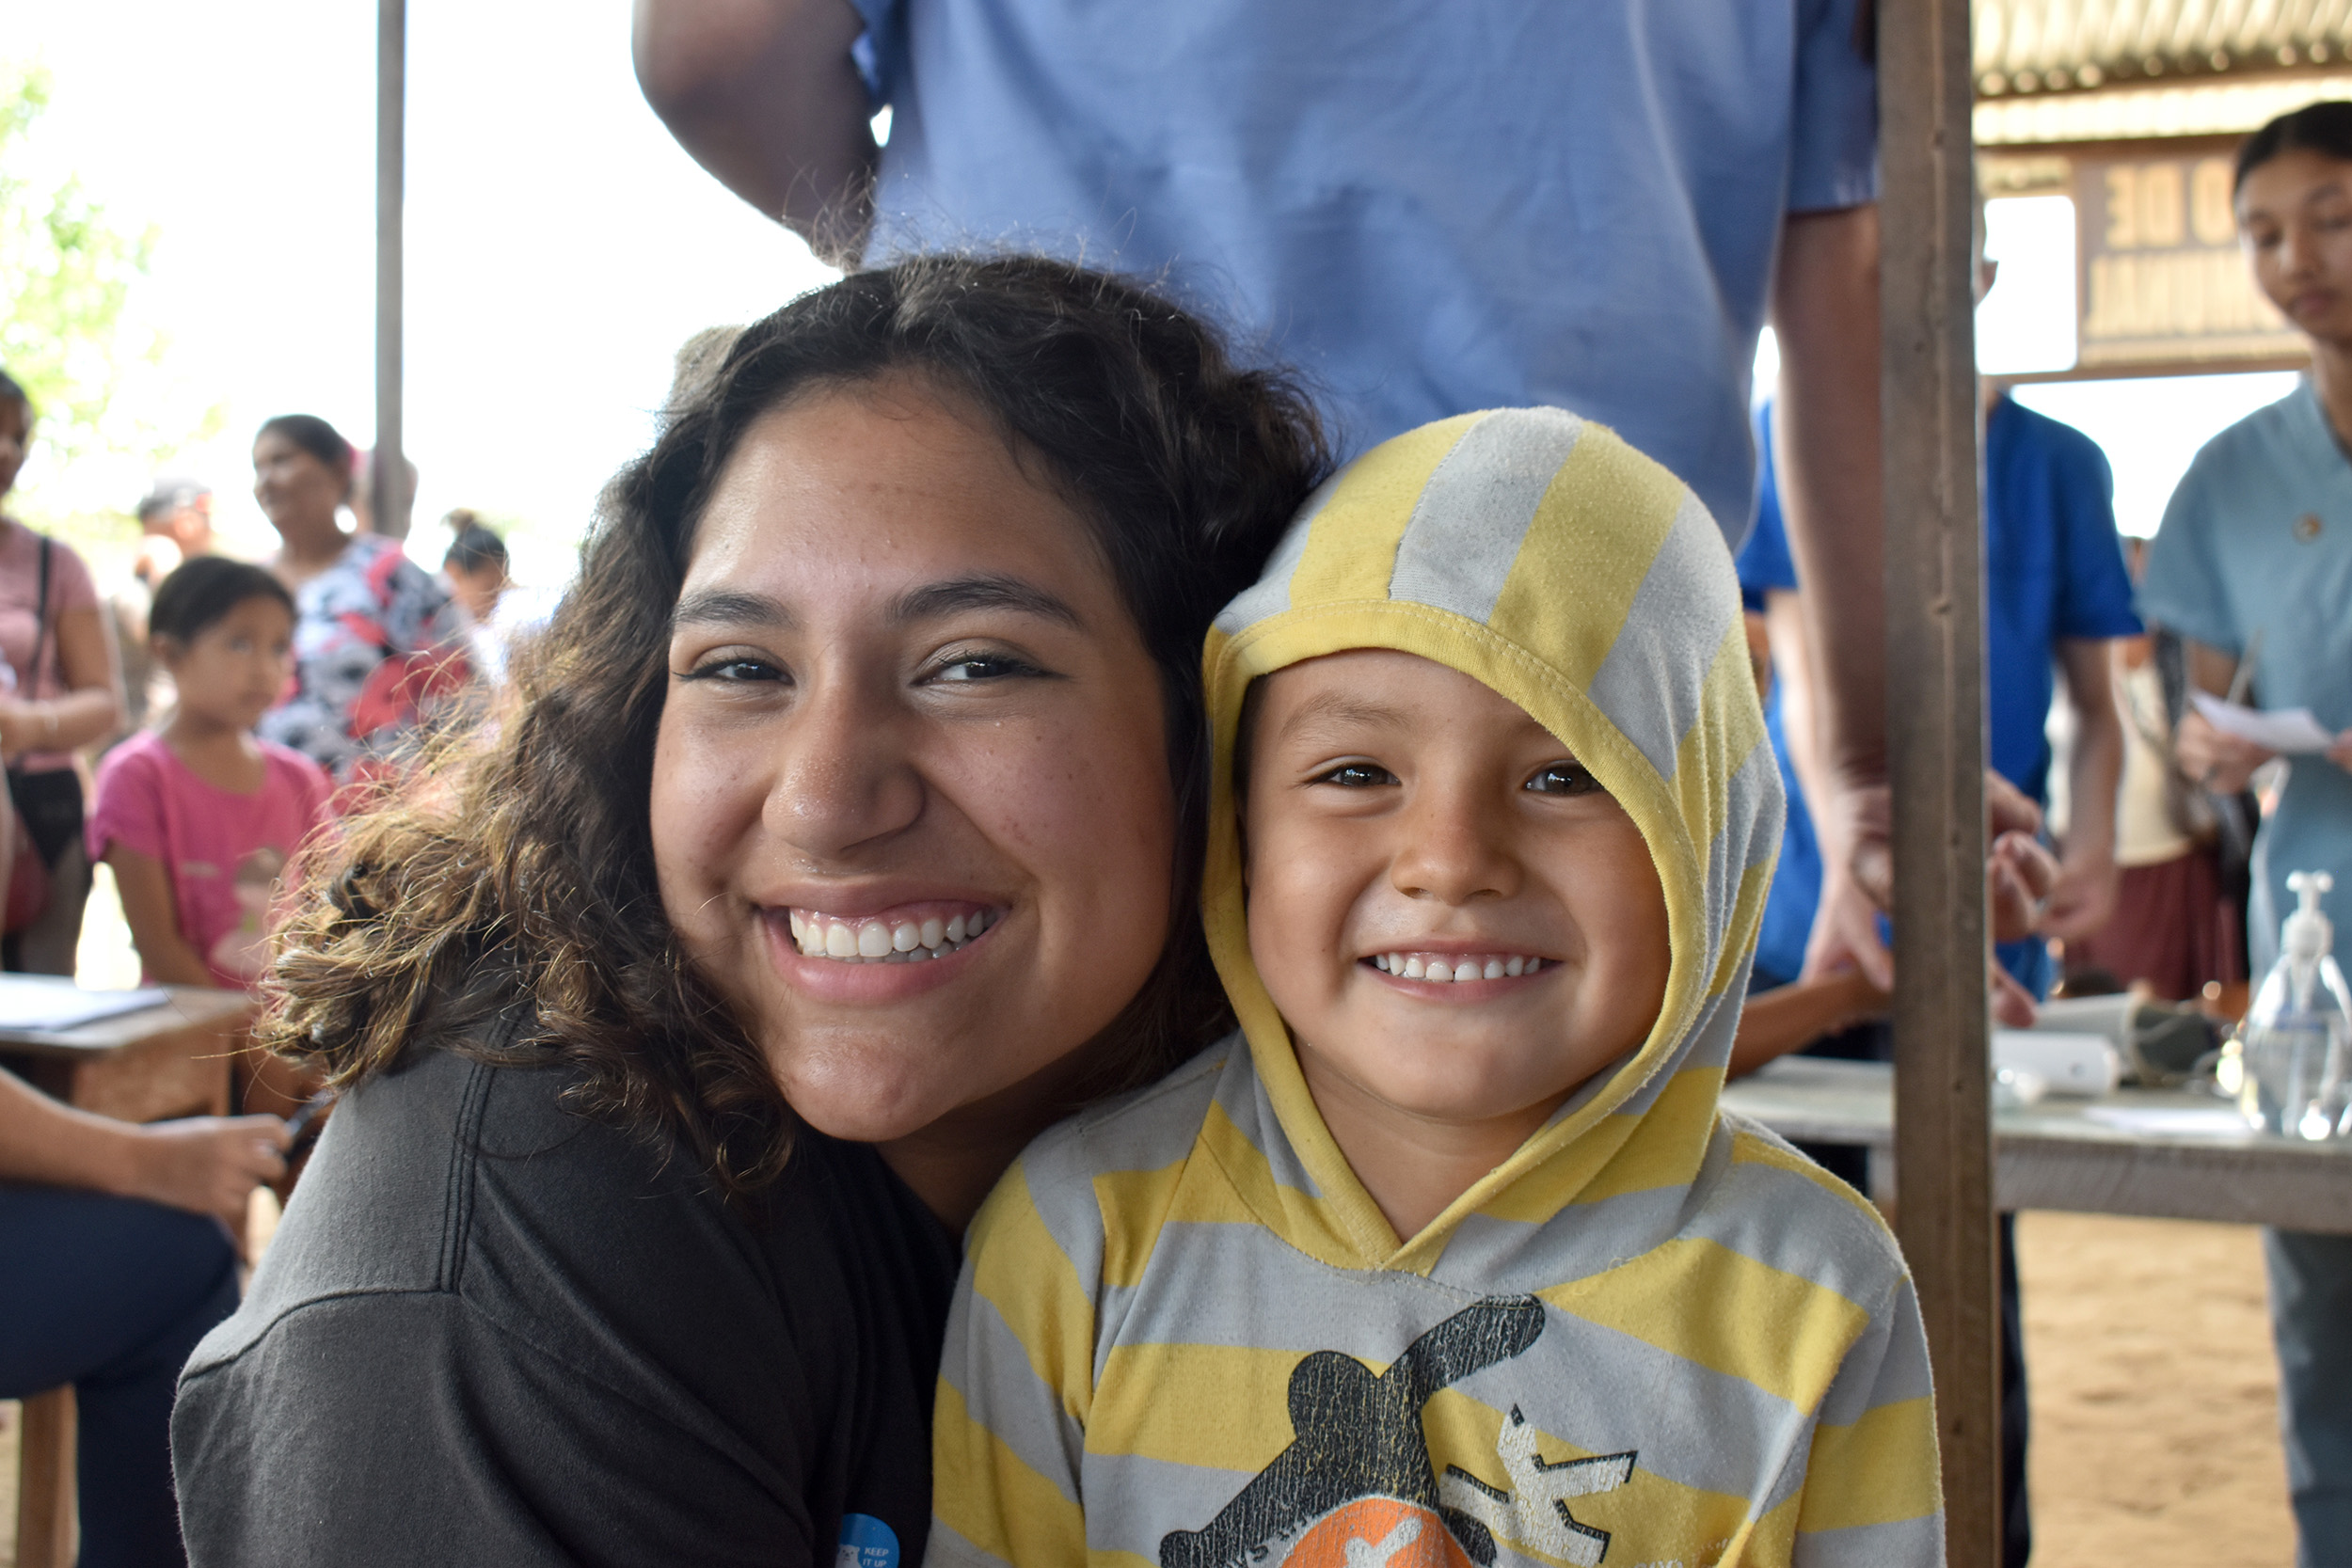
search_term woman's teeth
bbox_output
[787,908,998,963]
[1372,952,1544,983]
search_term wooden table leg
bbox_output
[14,1387,76,1568]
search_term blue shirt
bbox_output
[1745,397,2140,993]
[851,0,1879,543]
[1982,396,2144,806]
[2140,383,2352,974]
[1735,420,1817,989]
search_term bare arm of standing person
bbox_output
[2043,637,2126,942]
[633,0,874,261]
[106,844,220,988]
[0,1067,287,1233]
[1772,205,1895,985]
[0,603,125,758]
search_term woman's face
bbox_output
[649,373,1177,1144]
[251,431,347,535]
[2239,148,2352,345]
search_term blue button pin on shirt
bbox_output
[836,1514,899,1568]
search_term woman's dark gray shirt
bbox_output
[172,1041,959,1566]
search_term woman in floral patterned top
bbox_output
[249,415,469,784]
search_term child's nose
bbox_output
[1388,791,1520,905]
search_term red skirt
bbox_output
[2065,848,2245,1002]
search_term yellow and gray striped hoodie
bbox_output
[929,409,1943,1568]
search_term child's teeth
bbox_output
[920,917,945,948]
[893,921,921,952]
[1373,951,1547,981]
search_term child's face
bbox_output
[1243,649,1670,1137]
[160,596,296,731]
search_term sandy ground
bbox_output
[2016,1212,2297,1565]
[0,1208,2300,1566]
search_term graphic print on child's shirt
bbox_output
[205,846,288,983]
[1161,1297,1636,1568]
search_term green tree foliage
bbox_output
[1,60,222,526]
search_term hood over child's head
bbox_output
[1203,406,1782,1235]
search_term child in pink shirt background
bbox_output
[88,558,331,991]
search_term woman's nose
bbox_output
[1389,784,1520,905]
[764,673,925,863]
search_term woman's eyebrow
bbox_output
[892,575,1085,629]
[672,588,796,632]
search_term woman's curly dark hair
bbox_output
[261,254,1331,1198]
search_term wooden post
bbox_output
[1879,0,2002,1561]
[13,1388,77,1568]
[373,0,410,540]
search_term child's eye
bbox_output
[1312,762,1398,788]
[1526,761,1603,797]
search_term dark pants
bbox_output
[0,1184,240,1568]
[1789,1022,2033,1567]
[2267,1227,2352,1567]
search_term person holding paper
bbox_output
[2140,101,2352,1566]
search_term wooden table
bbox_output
[1723,1055,2352,1235]
[4,983,255,1568]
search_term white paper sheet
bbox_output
[0,974,171,1032]
[2189,691,2338,754]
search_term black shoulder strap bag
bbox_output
[8,533,90,871]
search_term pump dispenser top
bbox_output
[2284,871,2335,963]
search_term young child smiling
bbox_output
[929,409,1943,1568]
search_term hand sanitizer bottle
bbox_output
[2233,871,2352,1139]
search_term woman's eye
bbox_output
[1526,762,1603,797]
[680,655,786,684]
[930,653,1041,683]
[1314,762,1397,788]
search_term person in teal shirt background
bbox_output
[2143,103,2352,1567]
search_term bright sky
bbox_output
[7,8,2307,574]
[10,0,836,585]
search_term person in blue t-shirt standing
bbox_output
[631,0,1961,971]
[2141,104,2352,1568]
[1745,393,2138,1005]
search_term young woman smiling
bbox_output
[170,257,1328,1566]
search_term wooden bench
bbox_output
[5,985,251,1568]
